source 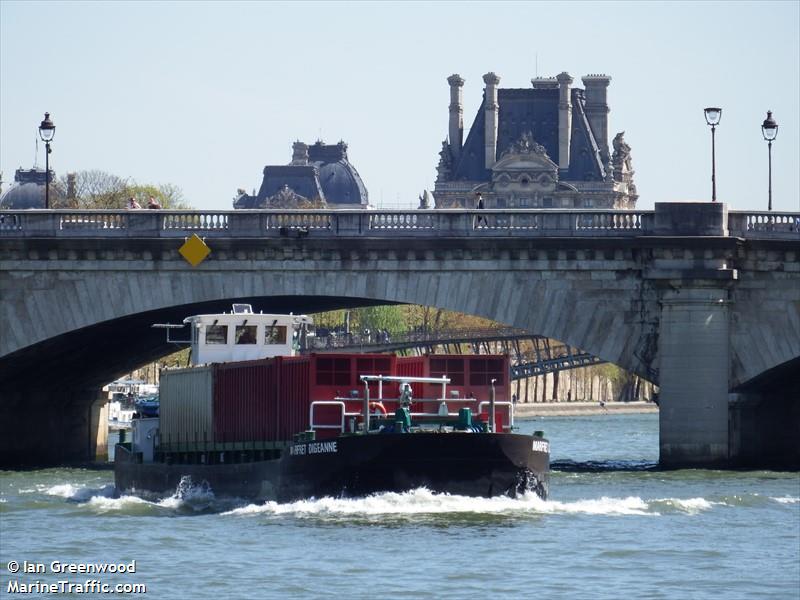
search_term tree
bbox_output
[57,170,128,208]
[55,170,191,209]
[312,309,348,331]
[403,305,501,334]
[311,305,507,337]
[125,183,189,209]
[358,306,406,335]
[593,363,632,401]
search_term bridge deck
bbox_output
[1,209,797,240]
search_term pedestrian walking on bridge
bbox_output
[475,193,487,228]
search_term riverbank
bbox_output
[514,401,658,418]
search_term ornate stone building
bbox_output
[234,140,369,209]
[433,72,637,209]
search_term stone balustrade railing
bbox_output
[727,212,800,239]
[0,208,797,239]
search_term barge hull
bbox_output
[279,433,548,501]
[115,433,548,501]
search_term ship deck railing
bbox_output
[309,398,514,435]
[155,438,290,454]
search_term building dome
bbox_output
[0,168,62,209]
[308,141,368,207]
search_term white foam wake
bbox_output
[40,482,153,512]
[650,497,717,514]
[33,476,222,513]
[223,489,656,518]
[83,494,154,511]
[771,496,800,505]
[85,477,220,513]
[43,483,116,502]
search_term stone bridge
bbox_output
[1,203,798,468]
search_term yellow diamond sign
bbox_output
[179,234,211,267]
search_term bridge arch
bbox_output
[0,261,656,389]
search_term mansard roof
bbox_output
[566,91,606,181]
[451,98,489,182]
[450,87,604,182]
[257,165,325,202]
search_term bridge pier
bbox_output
[0,388,107,467]
[658,286,731,467]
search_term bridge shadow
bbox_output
[551,459,658,472]
[0,296,394,389]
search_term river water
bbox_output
[1,414,798,599]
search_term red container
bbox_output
[309,353,397,420]
[278,356,312,441]
[308,353,397,401]
[213,359,278,443]
[212,356,312,443]
[397,354,510,403]
[397,356,425,379]
[194,352,510,444]
[209,354,398,443]
[429,355,509,402]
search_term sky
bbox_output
[1,1,798,212]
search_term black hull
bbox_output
[114,448,281,501]
[115,433,549,501]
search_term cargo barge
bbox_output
[115,306,549,501]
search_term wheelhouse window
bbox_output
[265,325,287,345]
[205,325,228,345]
[235,325,257,344]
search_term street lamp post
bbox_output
[704,107,722,202]
[761,110,778,212]
[38,112,56,209]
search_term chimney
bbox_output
[447,74,465,162]
[67,173,77,203]
[291,141,309,165]
[581,74,612,162]
[556,72,573,170]
[531,77,558,90]
[483,72,500,169]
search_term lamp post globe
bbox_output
[761,110,778,211]
[38,112,56,209]
[704,107,722,127]
[761,110,778,141]
[703,107,722,202]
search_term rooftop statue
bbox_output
[612,131,633,173]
